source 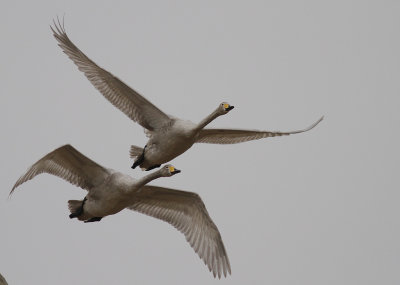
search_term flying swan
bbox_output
[51,19,323,171]
[10,145,231,278]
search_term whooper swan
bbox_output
[10,144,230,278]
[51,19,323,171]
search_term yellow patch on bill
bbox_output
[223,103,229,109]
[169,166,175,172]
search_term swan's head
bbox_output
[160,164,181,177]
[219,102,234,114]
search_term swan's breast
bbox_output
[86,172,136,216]
[169,119,197,137]
[144,120,197,164]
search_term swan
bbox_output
[10,145,231,278]
[51,19,323,171]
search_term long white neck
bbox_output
[195,107,222,132]
[135,170,163,190]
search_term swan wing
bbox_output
[196,116,323,144]
[128,185,231,278]
[10,145,110,195]
[51,19,171,131]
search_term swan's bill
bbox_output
[168,165,181,175]
[223,103,234,112]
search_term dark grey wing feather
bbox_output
[10,145,110,195]
[51,19,171,131]
[196,116,323,144]
[128,186,231,278]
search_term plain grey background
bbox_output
[1,1,399,284]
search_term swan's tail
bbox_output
[130,145,143,159]
[68,200,88,221]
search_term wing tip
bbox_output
[207,252,231,279]
[51,15,67,38]
[8,187,16,199]
[313,115,324,128]
[301,115,324,133]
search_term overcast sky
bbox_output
[1,1,399,284]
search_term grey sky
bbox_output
[1,1,399,284]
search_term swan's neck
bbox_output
[135,171,162,189]
[195,108,221,131]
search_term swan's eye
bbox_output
[223,103,229,109]
[168,166,175,172]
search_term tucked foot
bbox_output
[69,197,87,219]
[146,164,161,171]
[131,160,141,169]
[84,217,103,223]
[131,145,146,169]
[69,213,79,219]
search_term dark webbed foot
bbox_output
[69,197,87,219]
[131,145,146,169]
[146,164,161,171]
[131,158,144,169]
[84,217,103,223]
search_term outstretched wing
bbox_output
[196,116,323,144]
[128,186,231,278]
[51,19,171,131]
[10,145,110,195]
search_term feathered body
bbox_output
[80,172,135,219]
[143,119,198,169]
